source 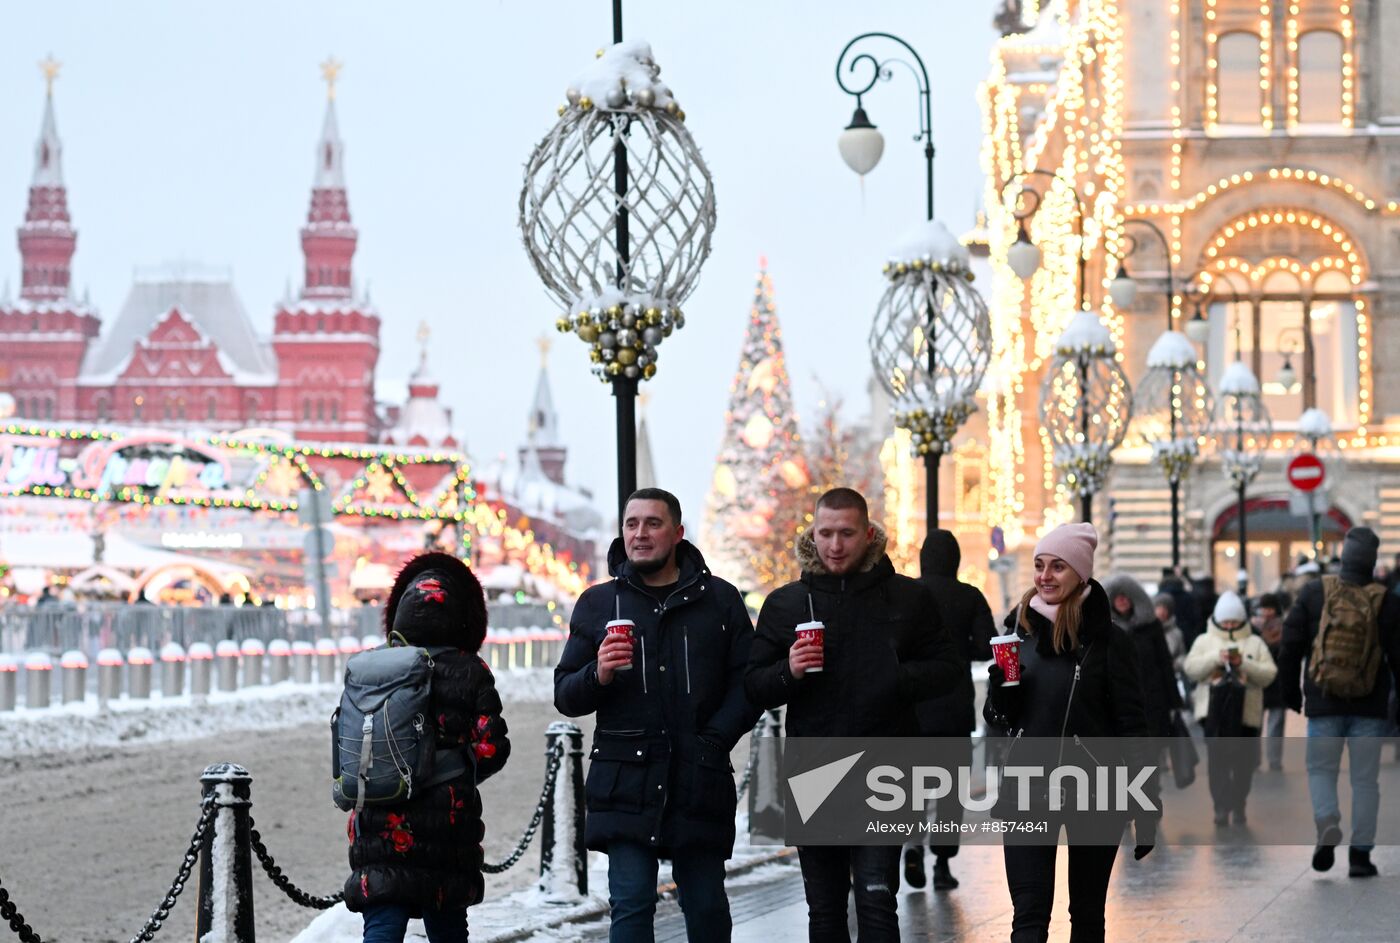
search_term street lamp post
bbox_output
[1297,408,1336,561]
[1215,341,1272,595]
[1004,169,1131,523]
[835,33,989,533]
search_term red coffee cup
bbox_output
[796,621,825,673]
[990,634,1021,686]
[606,619,635,671]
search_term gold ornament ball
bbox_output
[557,105,566,117]
[579,96,594,111]
[577,324,599,343]
[554,317,571,333]
[662,323,673,337]
[911,258,925,271]
[616,347,638,365]
[606,304,623,318]
[576,311,594,326]
[606,362,623,377]
[666,101,680,116]
[678,109,687,122]
[644,306,661,324]
[642,363,657,379]
[588,348,602,363]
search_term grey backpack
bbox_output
[331,644,467,812]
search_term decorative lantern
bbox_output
[1133,330,1215,485]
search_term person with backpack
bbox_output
[555,488,759,942]
[1182,591,1277,826]
[339,552,511,943]
[1278,526,1400,877]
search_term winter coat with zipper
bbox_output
[1102,572,1184,738]
[1277,575,1400,718]
[982,580,1160,832]
[1182,618,1278,729]
[915,530,995,735]
[745,523,962,738]
[343,554,511,915]
[554,538,759,857]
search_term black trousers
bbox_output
[797,845,901,942]
[1206,726,1260,815]
[907,735,973,859]
[1002,819,1120,943]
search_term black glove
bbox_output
[1133,818,1157,860]
[987,664,1023,726]
[1283,688,1303,714]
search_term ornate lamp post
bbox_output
[1296,408,1338,562]
[1216,355,1272,595]
[1004,169,1131,523]
[520,4,717,519]
[1133,332,1215,569]
[834,33,989,528]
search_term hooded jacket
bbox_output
[554,538,758,856]
[1182,616,1278,729]
[1102,572,1183,738]
[914,530,995,735]
[745,522,961,738]
[1277,573,1400,718]
[343,552,511,914]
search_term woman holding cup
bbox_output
[983,522,1158,943]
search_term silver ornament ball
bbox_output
[642,326,663,345]
[599,331,617,348]
[633,87,655,108]
[605,87,627,109]
[617,329,637,346]
[623,364,641,379]
[620,311,637,328]
[566,88,582,105]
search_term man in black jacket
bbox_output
[903,529,994,892]
[555,489,759,942]
[746,488,960,940]
[1278,526,1400,878]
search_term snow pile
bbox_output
[568,40,677,113]
[0,668,556,758]
[886,220,973,274]
[1055,310,1114,355]
[1219,360,1261,396]
[1146,330,1197,369]
[1298,407,1332,439]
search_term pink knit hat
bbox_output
[1034,522,1099,582]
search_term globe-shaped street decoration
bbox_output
[1133,330,1215,484]
[1215,360,1272,488]
[1039,310,1134,507]
[869,220,991,456]
[519,41,717,382]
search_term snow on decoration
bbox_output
[521,41,716,384]
[1214,364,1272,487]
[870,222,991,457]
[1055,309,1115,356]
[1298,407,1332,440]
[1219,360,1261,396]
[1145,330,1197,369]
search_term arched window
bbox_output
[207,397,217,421]
[95,398,108,422]
[330,400,339,422]
[133,396,144,421]
[244,397,258,423]
[1298,31,1343,125]
[302,399,311,421]
[1217,32,1263,124]
[316,399,324,422]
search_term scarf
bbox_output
[1027,582,1090,626]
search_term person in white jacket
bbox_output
[1183,591,1278,826]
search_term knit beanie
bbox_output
[1213,591,1247,625]
[1033,522,1098,583]
[1340,526,1380,584]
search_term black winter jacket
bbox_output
[1278,576,1400,718]
[915,530,995,735]
[554,539,759,856]
[344,652,510,913]
[745,524,961,738]
[1103,572,1183,738]
[983,581,1159,829]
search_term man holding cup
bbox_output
[746,487,961,940]
[554,488,759,942]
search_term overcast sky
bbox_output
[0,1,997,530]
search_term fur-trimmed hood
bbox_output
[383,551,488,651]
[795,521,890,576]
[1102,571,1157,630]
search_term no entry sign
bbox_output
[1287,453,1326,492]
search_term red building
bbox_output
[0,73,382,442]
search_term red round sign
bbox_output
[1287,453,1326,492]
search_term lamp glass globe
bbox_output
[838,126,885,176]
[1007,237,1042,279]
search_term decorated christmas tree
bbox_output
[703,260,811,593]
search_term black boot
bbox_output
[1312,819,1343,872]
[1348,848,1379,878]
[903,847,927,889]
[932,855,959,891]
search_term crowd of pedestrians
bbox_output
[335,485,1400,943]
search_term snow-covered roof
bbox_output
[1146,331,1197,369]
[478,447,603,535]
[1055,310,1115,355]
[1219,360,1261,396]
[1298,408,1332,439]
[80,270,277,383]
[31,92,64,188]
[384,395,454,448]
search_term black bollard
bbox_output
[539,721,586,900]
[196,763,257,943]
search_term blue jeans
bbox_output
[1306,715,1389,851]
[362,904,468,943]
[607,841,730,942]
[797,845,901,942]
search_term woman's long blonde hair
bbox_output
[1018,583,1085,654]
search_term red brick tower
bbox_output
[0,58,100,422]
[272,59,381,443]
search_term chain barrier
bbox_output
[0,795,216,943]
[483,740,564,874]
[248,818,344,910]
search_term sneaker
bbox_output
[903,848,927,889]
[1348,849,1379,878]
[1313,823,1343,872]
[932,856,959,891]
